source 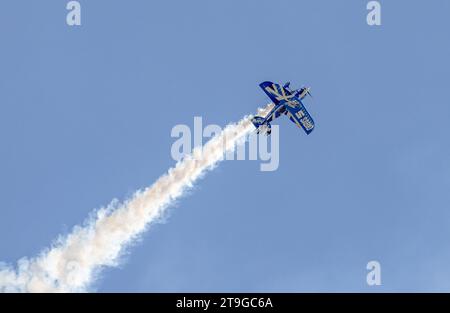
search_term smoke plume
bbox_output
[0,105,272,292]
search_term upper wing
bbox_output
[259,81,295,105]
[283,99,315,135]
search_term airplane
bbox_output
[252,81,315,135]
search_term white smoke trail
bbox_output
[0,105,273,293]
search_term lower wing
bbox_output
[284,102,315,135]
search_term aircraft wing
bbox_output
[284,99,315,135]
[260,81,295,105]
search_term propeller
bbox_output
[298,86,313,101]
[306,88,313,99]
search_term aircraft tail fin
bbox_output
[251,116,271,135]
[251,116,265,129]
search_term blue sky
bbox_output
[1,0,450,291]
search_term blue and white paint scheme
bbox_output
[252,81,315,135]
